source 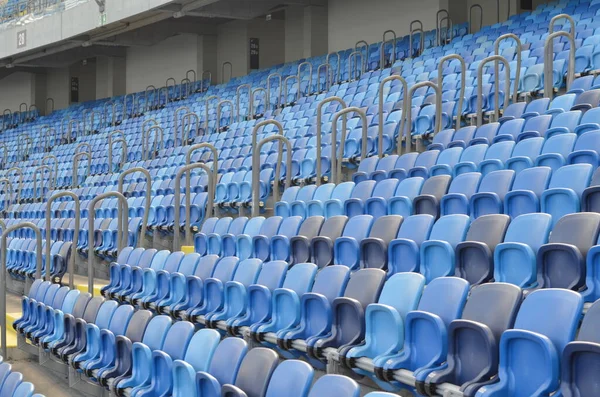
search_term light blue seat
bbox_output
[505,137,545,175]
[568,130,600,169]
[195,338,248,397]
[195,218,232,256]
[420,214,471,283]
[253,216,302,261]
[307,375,360,397]
[541,164,594,227]
[475,289,583,397]
[275,185,316,218]
[494,213,552,288]
[271,216,323,263]
[222,217,264,258]
[453,145,488,176]
[534,133,578,172]
[504,166,552,219]
[292,184,334,219]
[207,217,248,256]
[427,147,464,177]
[440,172,482,216]
[309,182,354,217]
[470,170,516,218]
[447,126,477,148]
[574,107,600,136]
[385,177,425,218]
[478,141,515,176]
[491,118,525,143]
[326,180,375,218]
[402,151,440,180]
[387,214,435,276]
[541,110,582,139]
[380,277,470,392]
[328,215,374,270]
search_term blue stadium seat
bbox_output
[440,172,482,216]
[470,170,516,218]
[504,166,552,219]
[413,175,452,218]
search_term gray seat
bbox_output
[413,175,452,218]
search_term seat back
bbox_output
[125,309,154,344]
[264,360,314,397]
[162,321,195,360]
[82,297,104,323]
[183,328,221,372]
[307,375,360,397]
[343,269,386,308]
[193,255,220,279]
[296,216,324,240]
[232,348,279,397]
[204,338,248,387]
[311,265,351,304]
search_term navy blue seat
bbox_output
[582,167,600,212]
[413,175,452,218]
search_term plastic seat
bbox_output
[423,283,522,397]
[453,145,488,176]
[326,180,375,218]
[291,184,334,219]
[413,175,452,218]
[574,107,600,136]
[419,214,470,282]
[380,277,470,392]
[504,166,552,219]
[478,141,515,176]
[494,213,553,288]
[307,375,360,397]
[275,185,316,218]
[440,172,482,216]
[491,118,525,143]
[195,218,232,256]
[571,88,600,112]
[447,126,477,148]
[534,133,578,172]
[387,214,435,276]
[311,182,354,218]
[568,130,600,169]
[475,289,583,396]
[291,216,348,265]
[207,217,248,256]
[536,212,600,291]
[470,170,516,218]
[560,299,600,395]
[541,110,582,139]
[541,164,594,227]
[274,216,323,264]
[253,216,302,261]
[455,214,511,284]
[384,177,425,218]
[426,147,464,177]
[217,348,279,397]
[582,167,600,212]
[326,215,374,269]
[195,338,248,397]
[504,137,544,175]
[401,151,440,180]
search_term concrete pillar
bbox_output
[96,56,126,99]
[45,68,70,111]
[304,5,328,59]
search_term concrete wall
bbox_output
[248,18,285,70]
[46,67,69,111]
[466,0,519,29]
[0,72,34,111]
[69,61,97,103]
[217,20,249,83]
[327,0,440,52]
[285,6,305,62]
[126,34,201,94]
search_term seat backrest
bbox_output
[82,297,104,323]
[307,375,360,397]
[420,175,452,198]
[484,140,515,161]
[394,177,425,199]
[312,183,336,202]
[193,255,220,279]
[549,212,600,258]
[371,178,400,200]
[477,170,515,197]
[94,301,118,330]
[183,328,221,372]
[276,216,303,238]
[160,251,185,272]
[435,147,463,166]
[295,185,317,202]
[572,88,600,109]
[141,315,173,351]
[226,217,249,236]
[448,172,481,196]
[450,126,477,145]
[126,309,154,344]
[458,144,487,164]
[331,182,355,201]
[378,272,425,320]
[108,304,135,336]
[474,122,500,141]
[279,186,300,203]
[211,256,240,281]
[199,217,218,234]
[511,166,552,195]
[576,299,600,343]
[498,118,525,139]
[541,133,577,157]
[461,283,522,342]
[342,215,374,240]
[310,265,351,304]
[429,214,471,246]
[162,321,195,360]
[206,338,248,386]
[514,289,582,355]
[395,214,435,244]
[417,277,470,327]
[549,164,593,193]
[281,263,318,295]
[343,268,386,308]
[233,348,280,397]
[414,150,440,168]
[465,214,510,250]
[367,215,404,243]
[242,216,266,236]
[350,180,376,201]
[394,152,419,170]
[525,97,550,114]
[255,261,289,290]
[319,215,348,238]
[265,360,314,397]
[375,155,400,171]
[503,213,552,250]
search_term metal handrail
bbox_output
[201,71,212,92]
[0,143,6,168]
[216,100,234,131]
[355,40,369,62]
[477,55,510,126]
[158,86,169,108]
[203,96,220,134]
[494,34,522,103]
[0,178,13,211]
[173,163,215,249]
[222,62,233,84]
[28,104,37,120]
[18,134,31,160]
[379,75,408,156]
[182,112,200,143]
[141,119,158,145]
[72,152,91,189]
[33,165,53,203]
[405,81,442,152]
[284,75,300,104]
[180,78,191,99]
[2,109,11,130]
[7,167,22,202]
[470,4,483,34]
[331,107,367,185]
[267,73,282,110]
[186,69,197,86]
[118,167,150,248]
[348,51,364,81]
[380,30,397,68]
[440,17,454,44]
[19,103,27,116]
[108,136,128,172]
[298,62,313,97]
[144,125,164,160]
[544,31,575,98]
[326,52,341,85]
[317,64,332,93]
[88,192,128,296]
[438,54,466,131]
[251,122,292,217]
[134,93,146,116]
[236,84,252,122]
[316,97,347,185]
[437,9,449,46]
[186,142,218,205]
[173,106,191,148]
[250,88,267,118]
[1,222,43,357]
[46,98,54,114]
[123,93,134,119]
[42,154,58,189]
[166,77,177,103]
[46,192,79,289]
[145,85,158,110]
[410,20,424,57]
[68,119,79,143]
[102,101,114,128]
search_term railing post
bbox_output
[222,62,233,84]
[379,76,408,156]
[182,112,200,143]
[216,100,234,131]
[477,55,510,126]
[348,51,364,81]
[544,30,576,99]
[495,34,522,104]
[33,165,53,203]
[173,163,215,250]
[7,167,23,203]
[186,143,218,209]
[1,222,43,358]
[87,192,128,295]
[317,64,332,93]
[250,88,267,118]
[236,84,252,122]
[470,4,483,34]
[203,96,220,134]
[165,77,177,104]
[118,167,151,248]
[326,52,341,85]
[72,152,91,189]
[251,123,292,217]
[316,97,347,185]
[267,73,282,110]
[45,98,54,114]
[0,179,13,213]
[438,54,466,131]
[201,71,212,92]
[173,106,191,147]
[144,126,164,161]
[409,20,424,57]
[331,107,368,184]
[298,62,313,97]
[284,76,300,105]
[42,154,58,188]
[437,10,449,46]
[405,81,442,152]
[46,192,79,289]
